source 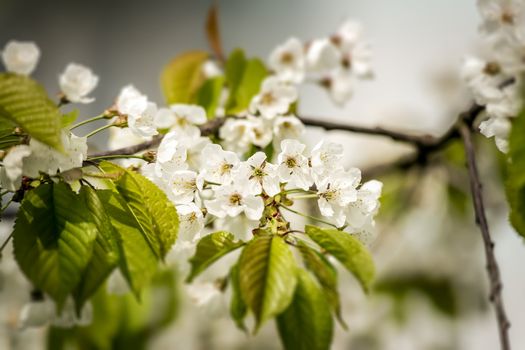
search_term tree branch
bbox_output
[459,122,511,350]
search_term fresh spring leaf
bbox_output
[74,187,120,311]
[195,75,226,118]
[187,231,244,282]
[161,51,209,105]
[506,106,525,238]
[113,168,179,258]
[238,235,297,332]
[13,183,98,307]
[277,269,334,350]
[229,263,248,332]
[305,225,375,292]
[62,109,79,127]
[225,52,267,113]
[99,162,179,295]
[224,48,246,111]
[0,73,62,150]
[95,189,159,298]
[298,242,346,329]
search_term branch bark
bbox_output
[459,122,511,350]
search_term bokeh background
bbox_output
[1,0,525,349]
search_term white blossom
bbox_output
[1,40,40,75]
[116,85,158,137]
[277,139,313,190]
[250,76,298,119]
[219,118,252,154]
[346,180,382,229]
[238,152,280,196]
[155,104,207,132]
[205,178,264,220]
[327,69,354,106]
[269,37,305,83]
[23,132,87,178]
[155,131,188,177]
[247,116,273,148]
[0,145,31,191]
[200,143,240,184]
[479,116,512,152]
[334,20,374,79]
[18,299,54,329]
[51,298,92,328]
[116,85,148,118]
[107,269,130,296]
[316,168,360,227]
[168,170,198,204]
[477,0,524,41]
[185,282,225,315]
[177,203,205,242]
[59,63,98,103]
[273,115,305,143]
[306,38,341,72]
[310,140,344,178]
[202,60,223,78]
[178,128,212,170]
[128,102,158,137]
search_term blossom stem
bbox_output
[290,194,318,200]
[279,205,338,228]
[70,114,108,130]
[86,154,145,162]
[85,124,115,138]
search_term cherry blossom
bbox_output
[1,40,40,75]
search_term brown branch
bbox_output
[459,122,511,350]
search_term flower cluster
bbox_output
[143,134,382,258]
[268,19,373,106]
[462,0,525,152]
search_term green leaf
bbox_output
[0,73,62,149]
[305,225,375,292]
[114,167,179,258]
[161,51,209,104]
[227,57,267,113]
[61,109,79,127]
[277,269,334,350]
[13,183,98,307]
[95,189,159,297]
[238,235,297,331]
[187,231,244,282]
[298,242,346,329]
[74,187,120,311]
[506,106,525,238]
[229,263,247,332]
[195,76,226,118]
[224,48,246,111]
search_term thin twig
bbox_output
[459,122,510,350]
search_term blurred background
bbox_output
[1,0,525,349]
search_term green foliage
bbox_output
[74,187,121,311]
[229,263,248,331]
[111,164,179,258]
[187,231,244,282]
[277,269,334,350]
[238,235,297,332]
[13,183,98,308]
[48,269,178,350]
[298,242,346,328]
[305,225,375,292]
[506,106,525,238]
[61,109,79,128]
[161,51,209,105]
[224,49,268,113]
[375,274,458,320]
[13,160,180,310]
[195,75,226,118]
[0,73,62,150]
